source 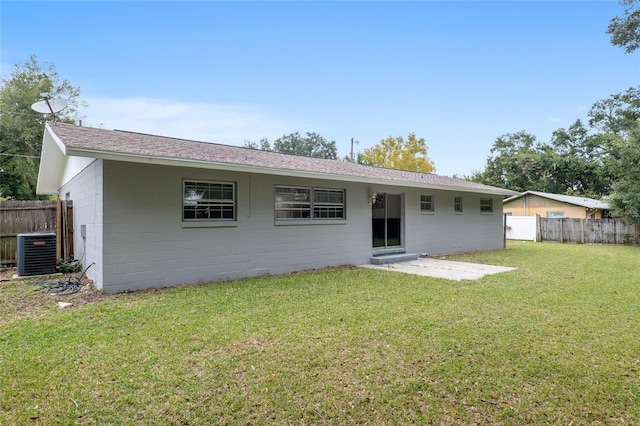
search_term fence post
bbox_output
[56,200,62,260]
[581,220,585,244]
[560,219,564,244]
[536,214,541,242]
[65,201,73,261]
[503,213,507,248]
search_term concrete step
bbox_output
[369,253,419,265]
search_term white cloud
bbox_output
[80,96,311,145]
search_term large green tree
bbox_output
[597,88,640,222]
[0,55,83,199]
[468,122,617,199]
[588,85,640,136]
[605,1,640,221]
[608,127,640,222]
[607,0,640,53]
[359,133,435,173]
[245,132,338,159]
[467,131,553,193]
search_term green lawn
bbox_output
[1,242,639,424]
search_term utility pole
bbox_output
[350,138,359,162]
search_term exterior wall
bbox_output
[59,159,104,289]
[76,161,507,293]
[404,188,505,255]
[100,161,373,293]
[503,194,603,219]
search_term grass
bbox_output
[1,241,639,424]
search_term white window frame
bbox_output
[420,194,434,214]
[480,198,493,214]
[275,185,346,222]
[454,196,463,213]
[182,180,236,223]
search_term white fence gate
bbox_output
[505,215,538,241]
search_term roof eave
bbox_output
[66,147,514,196]
[36,124,68,194]
[504,190,609,209]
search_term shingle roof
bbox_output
[45,122,515,195]
[504,191,609,209]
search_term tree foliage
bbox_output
[359,133,435,173]
[609,127,640,223]
[468,119,619,199]
[607,0,640,53]
[244,137,271,151]
[0,55,83,199]
[588,86,640,136]
[244,132,338,160]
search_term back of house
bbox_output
[37,123,514,293]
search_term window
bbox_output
[183,180,235,221]
[420,195,434,213]
[313,188,345,219]
[275,186,345,220]
[275,186,311,219]
[480,198,493,213]
[547,211,565,218]
[454,196,463,213]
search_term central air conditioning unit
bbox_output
[17,233,57,276]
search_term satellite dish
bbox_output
[30,94,68,123]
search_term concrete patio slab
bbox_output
[359,258,516,281]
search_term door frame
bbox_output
[371,192,404,250]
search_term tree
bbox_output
[547,120,616,198]
[273,132,338,159]
[359,133,435,173]
[244,132,338,160]
[607,0,640,53]
[0,55,83,199]
[609,127,640,223]
[588,85,640,136]
[244,137,271,151]
[467,131,550,193]
[468,125,616,199]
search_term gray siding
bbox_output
[404,188,504,255]
[59,159,104,289]
[65,160,505,293]
[100,161,373,293]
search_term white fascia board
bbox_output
[36,127,68,194]
[65,147,514,196]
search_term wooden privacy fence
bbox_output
[539,218,637,244]
[506,215,638,245]
[0,200,74,265]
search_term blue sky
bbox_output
[2,1,638,176]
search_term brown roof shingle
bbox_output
[47,122,513,195]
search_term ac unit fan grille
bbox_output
[17,233,57,276]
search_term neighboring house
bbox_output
[503,191,610,219]
[37,123,514,293]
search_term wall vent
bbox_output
[17,233,57,276]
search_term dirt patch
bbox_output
[0,267,112,322]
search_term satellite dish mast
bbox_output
[31,92,68,124]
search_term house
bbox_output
[503,191,610,219]
[37,122,515,293]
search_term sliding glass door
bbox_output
[372,193,402,248]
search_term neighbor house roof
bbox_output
[38,122,516,196]
[503,191,609,210]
